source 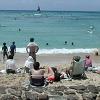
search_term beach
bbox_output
[0,52,100,83]
[0,6,100,100]
[0,53,100,99]
[0,52,100,68]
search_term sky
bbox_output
[0,0,100,11]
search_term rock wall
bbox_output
[0,84,100,100]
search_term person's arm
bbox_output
[35,45,39,53]
[15,46,16,52]
[26,46,29,53]
[29,70,32,76]
[6,47,8,52]
[70,60,74,71]
[2,47,3,51]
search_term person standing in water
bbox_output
[2,42,8,61]
[26,38,39,63]
[10,41,16,58]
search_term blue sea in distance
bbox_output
[0,10,100,54]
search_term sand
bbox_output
[0,52,100,87]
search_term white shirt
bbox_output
[24,56,34,69]
[5,59,16,71]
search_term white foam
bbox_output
[16,48,98,54]
[37,48,98,54]
[0,47,98,54]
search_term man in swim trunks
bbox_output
[2,42,8,60]
[26,38,39,63]
[10,41,16,58]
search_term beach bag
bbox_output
[51,67,61,82]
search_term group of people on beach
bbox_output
[2,41,16,61]
[3,37,96,87]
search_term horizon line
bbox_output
[0,10,100,12]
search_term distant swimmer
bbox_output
[88,25,95,34]
[18,28,21,32]
[46,43,49,46]
[2,42,8,61]
[71,42,74,46]
[89,25,95,30]
[87,30,93,34]
[14,17,17,20]
[64,41,67,45]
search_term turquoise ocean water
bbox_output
[0,10,100,54]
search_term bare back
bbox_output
[31,69,45,79]
[27,42,39,53]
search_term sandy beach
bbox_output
[0,53,100,99]
[0,52,100,67]
[0,52,100,86]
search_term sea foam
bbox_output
[0,47,98,54]
[15,48,98,54]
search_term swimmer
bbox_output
[46,43,49,45]
[64,41,67,45]
[19,28,21,31]
[71,42,74,46]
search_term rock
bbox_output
[32,87,45,93]
[96,96,100,100]
[38,94,49,100]
[66,94,79,100]
[56,91,63,96]
[21,90,26,100]
[0,94,19,100]
[82,92,97,100]
[77,85,86,90]
[64,90,76,95]
[69,85,86,91]
[54,86,67,92]
[25,91,49,100]
[69,86,78,90]
[0,86,6,94]
[25,91,38,100]
[77,90,84,94]
[97,86,100,92]
[87,85,98,94]
[6,88,22,97]
[49,95,66,100]
[49,90,63,96]
[96,93,100,100]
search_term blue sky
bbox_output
[0,0,100,11]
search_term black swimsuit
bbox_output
[30,76,45,86]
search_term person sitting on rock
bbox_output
[29,62,46,86]
[24,56,34,73]
[84,55,92,71]
[47,67,61,83]
[5,55,16,74]
[69,56,86,79]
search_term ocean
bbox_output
[0,10,100,54]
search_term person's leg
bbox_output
[25,67,30,73]
[3,52,5,61]
[6,69,10,74]
[33,54,36,63]
[10,51,14,57]
[5,52,8,59]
